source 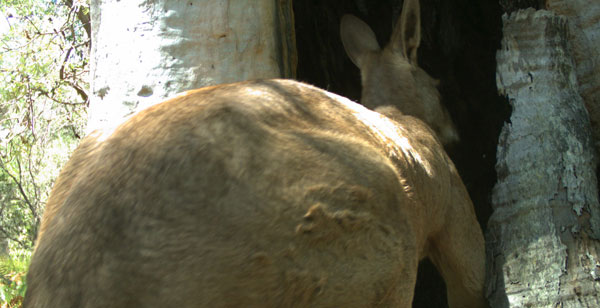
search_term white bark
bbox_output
[488,8,600,308]
[88,0,295,132]
[546,0,600,154]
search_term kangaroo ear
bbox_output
[340,14,381,69]
[390,0,421,64]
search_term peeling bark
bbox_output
[546,0,600,155]
[488,9,600,307]
[88,0,295,132]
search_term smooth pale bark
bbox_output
[487,8,600,308]
[546,0,600,154]
[88,0,295,132]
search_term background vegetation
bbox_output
[0,0,89,306]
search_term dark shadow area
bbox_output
[293,0,511,307]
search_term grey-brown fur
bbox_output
[24,0,485,307]
[340,0,459,145]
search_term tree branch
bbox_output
[59,46,73,80]
[62,0,91,43]
[0,154,37,220]
[36,87,88,106]
[0,224,29,249]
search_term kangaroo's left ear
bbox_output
[389,0,421,65]
[340,14,381,69]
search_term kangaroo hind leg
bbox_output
[428,207,487,308]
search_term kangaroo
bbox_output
[24,0,485,307]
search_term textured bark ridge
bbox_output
[546,0,600,155]
[488,9,600,308]
[88,0,295,132]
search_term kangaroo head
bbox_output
[340,0,459,145]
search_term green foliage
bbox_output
[0,249,29,308]
[0,0,89,252]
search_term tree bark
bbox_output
[545,0,600,155]
[488,8,600,308]
[88,0,295,132]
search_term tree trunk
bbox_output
[88,0,295,132]
[0,235,7,256]
[487,8,600,307]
